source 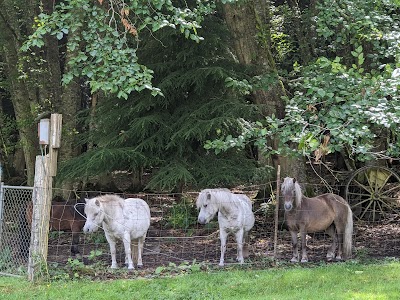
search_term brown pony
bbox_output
[281,177,353,263]
[20,197,86,258]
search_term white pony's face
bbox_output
[196,191,218,224]
[83,198,105,233]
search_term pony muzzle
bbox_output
[83,224,98,233]
[197,217,207,225]
[284,202,293,211]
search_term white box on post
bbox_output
[38,118,50,145]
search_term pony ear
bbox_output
[206,192,211,200]
[95,199,100,207]
[293,178,297,184]
[85,198,89,203]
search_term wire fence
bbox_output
[0,185,33,276]
[1,180,400,278]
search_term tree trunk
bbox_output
[222,0,306,180]
[287,0,314,65]
[1,23,38,185]
[1,1,84,188]
[57,77,81,193]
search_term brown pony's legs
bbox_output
[325,225,337,261]
[290,231,299,262]
[71,232,80,255]
[130,237,145,268]
[131,240,138,266]
[334,223,345,260]
[70,219,83,256]
[300,229,308,263]
[337,232,344,260]
[137,236,145,267]
[242,231,250,258]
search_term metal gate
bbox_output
[0,184,33,276]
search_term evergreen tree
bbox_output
[58,14,272,192]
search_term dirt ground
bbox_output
[45,202,400,279]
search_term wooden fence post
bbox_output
[28,156,52,281]
[273,165,281,261]
[28,114,62,281]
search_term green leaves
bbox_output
[317,89,326,97]
[20,0,215,99]
[205,0,400,163]
[298,133,319,153]
[225,77,252,95]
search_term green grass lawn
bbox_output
[1,260,399,300]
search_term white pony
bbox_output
[196,188,255,266]
[83,194,151,270]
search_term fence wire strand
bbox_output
[1,181,400,278]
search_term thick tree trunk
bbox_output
[56,24,85,194]
[287,0,314,65]
[222,0,306,180]
[222,1,285,117]
[1,1,83,189]
[1,30,38,185]
[0,1,50,185]
[57,79,81,193]
[0,1,80,188]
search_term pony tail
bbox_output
[343,205,354,259]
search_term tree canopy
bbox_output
[57,16,267,191]
[21,0,215,98]
[207,0,400,169]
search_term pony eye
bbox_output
[203,204,207,208]
[94,213,99,217]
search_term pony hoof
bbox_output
[300,259,308,263]
[137,264,143,269]
[218,263,225,267]
[290,258,299,263]
[236,258,244,264]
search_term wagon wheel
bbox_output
[345,166,400,222]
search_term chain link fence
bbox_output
[0,184,33,276]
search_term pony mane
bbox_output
[196,188,231,208]
[281,177,303,207]
[95,194,123,203]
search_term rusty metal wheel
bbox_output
[345,166,400,222]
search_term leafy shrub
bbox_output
[166,197,198,230]
[0,246,13,271]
